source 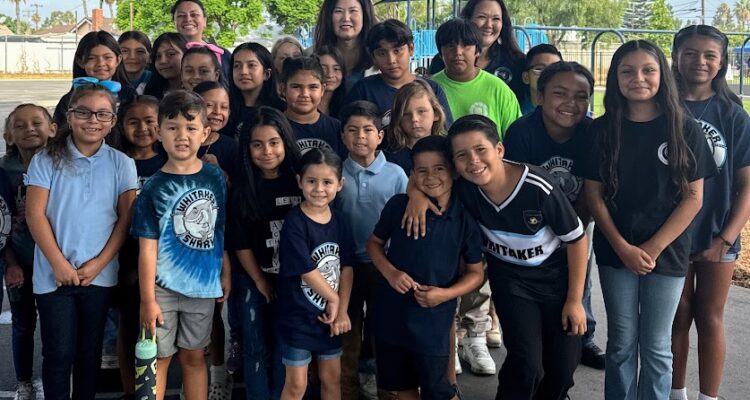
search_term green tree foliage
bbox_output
[114,0,263,47]
[266,0,323,34]
[374,0,453,29]
[5,0,24,34]
[0,11,30,34]
[644,0,680,54]
[42,11,77,28]
[508,0,626,43]
[715,2,735,30]
[735,0,750,30]
[622,0,653,29]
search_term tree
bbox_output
[266,0,322,34]
[82,0,89,19]
[6,0,24,35]
[42,10,76,28]
[100,0,115,17]
[715,2,735,30]
[114,0,263,47]
[509,0,626,43]
[644,0,680,53]
[622,0,653,29]
[736,0,750,30]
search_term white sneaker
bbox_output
[359,372,378,400]
[454,345,463,375]
[14,381,35,400]
[459,337,496,375]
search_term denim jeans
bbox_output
[598,265,685,400]
[36,285,113,400]
[234,272,284,400]
[9,269,37,382]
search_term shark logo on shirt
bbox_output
[696,119,727,169]
[301,242,341,310]
[173,189,218,250]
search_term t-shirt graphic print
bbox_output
[303,242,341,310]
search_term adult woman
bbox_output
[171,0,232,79]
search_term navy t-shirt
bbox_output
[277,206,354,352]
[197,134,240,184]
[503,107,593,204]
[0,167,15,257]
[346,75,454,129]
[290,113,347,159]
[135,153,169,194]
[384,147,413,176]
[456,163,585,303]
[584,116,717,276]
[0,154,31,267]
[372,194,483,356]
[686,97,750,253]
[227,173,302,274]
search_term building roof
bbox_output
[35,17,119,36]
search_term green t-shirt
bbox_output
[432,69,521,138]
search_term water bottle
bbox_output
[134,328,157,400]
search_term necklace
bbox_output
[694,95,715,121]
[202,131,219,156]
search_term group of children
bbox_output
[1,0,748,399]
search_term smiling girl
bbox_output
[144,33,188,99]
[118,31,153,95]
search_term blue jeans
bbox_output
[234,272,284,400]
[9,268,37,382]
[598,265,685,400]
[36,285,112,400]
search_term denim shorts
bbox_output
[721,251,739,262]
[280,343,342,367]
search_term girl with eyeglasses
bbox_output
[25,84,138,399]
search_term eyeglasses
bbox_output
[68,108,116,122]
[527,66,546,75]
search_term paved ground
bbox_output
[0,80,748,399]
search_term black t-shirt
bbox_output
[428,51,526,102]
[456,163,584,303]
[277,206,354,352]
[584,115,717,276]
[503,107,593,204]
[687,97,750,254]
[290,113,347,159]
[372,194,483,356]
[197,134,240,184]
[227,173,302,274]
[346,75,454,129]
[384,147,413,176]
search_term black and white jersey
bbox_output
[456,162,584,303]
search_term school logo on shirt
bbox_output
[296,138,334,156]
[540,156,581,202]
[657,142,670,165]
[696,119,727,169]
[0,196,11,250]
[266,219,284,274]
[173,189,219,250]
[492,67,513,83]
[469,102,490,117]
[300,242,341,310]
[381,109,392,128]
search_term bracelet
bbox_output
[718,234,733,247]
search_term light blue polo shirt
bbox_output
[336,151,407,263]
[25,137,138,294]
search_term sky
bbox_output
[0,0,725,28]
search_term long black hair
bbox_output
[229,42,285,112]
[672,24,742,107]
[144,33,188,99]
[596,40,694,202]
[73,31,131,86]
[235,106,302,220]
[460,0,524,62]
[315,45,348,117]
[313,0,376,71]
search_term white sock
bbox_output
[698,393,717,400]
[669,388,688,400]
[210,363,227,382]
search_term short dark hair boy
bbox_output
[339,100,383,131]
[435,18,482,56]
[366,19,414,55]
[520,44,564,114]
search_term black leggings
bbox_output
[493,291,581,400]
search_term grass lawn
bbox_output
[590,90,750,116]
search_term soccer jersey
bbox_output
[584,115,717,276]
[432,69,521,137]
[277,206,354,352]
[503,107,593,203]
[456,163,584,303]
[227,173,302,274]
[686,97,750,254]
[131,163,227,298]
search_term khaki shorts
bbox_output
[155,285,215,358]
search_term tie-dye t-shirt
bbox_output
[132,163,227,298]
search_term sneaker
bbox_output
[359,372,378,400]
[580,343,605,370]
[459,337,496,375]
[31,379,43,400]
[487,313,502,348]
[14,381,35,400]
[454,346,463,375]
[208,371,233,400]
[225,340,242,374]
[456,326,467,345]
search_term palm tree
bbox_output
[735,0,750,30]
[7,0,24,34]
[99,0,115,18]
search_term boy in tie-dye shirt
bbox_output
[132,90,230,398]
